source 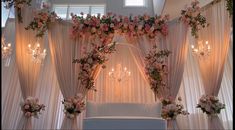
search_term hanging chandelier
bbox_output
[28,41,46,64]
[191,40,211,59]
[1,37,12,59]
[108,64,131,82]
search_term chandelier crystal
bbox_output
[191,40,211,59]
[108,64,131,82]
[28,41,46,64]
[1,37,12,59]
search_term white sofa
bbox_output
[83,102,167,130]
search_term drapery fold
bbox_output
[48,21,103,129]
[15,6,46,129]
[157,20,188,100]
[195,0,232,129]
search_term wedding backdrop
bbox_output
[1,0,233,129]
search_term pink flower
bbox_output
[25,112,31,117]
[161,24,168,36]
[24,105,30,109]
[144,24,151,32]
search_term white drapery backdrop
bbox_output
[1,2,233,130]
[196,0,231,129]
[1,19,232,130]
[15,5,49,129]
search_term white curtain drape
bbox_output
[15,6,47,129]
[2,18,62,129]
[48,21,103,129]
[196,0,231,129]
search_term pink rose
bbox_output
[24,105,30,109]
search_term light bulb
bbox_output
[208,45,210,50]
[112,68,114,71]
[3,47,7,50]
[37,44,40,47]
[205,41,208,44]
[43,49,46,53]
[28,44,31,48]
[191,45,194,48]
[8,44,11,47]
[124,67,127,71]
[194,49,198,52]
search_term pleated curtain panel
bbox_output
[196,0,232,129]
[2,0,232,129]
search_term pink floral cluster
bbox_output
[197,95,225,115]
[2,0,32,23]
[161,97,189,120]
[62,93,85,118]
[25,9,61,37]
[70,12,169,44]
[73,43,116,91]
[20,97,45,118]
[145,45,170,95]
[179,0,209,39]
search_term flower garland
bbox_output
[145,45,170,98]
[161,97,189,120]
[197,95,225,115]
[25,8,61,37]
[62,93,85,119]
[70,12,169,44]
[179,0,209,39]
[226,0,233,16]
[73,42,116,91]
[20,97,45,118]
[2,0,32,23]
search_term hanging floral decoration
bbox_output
[70,12,169,44]
[179,0,209,39]
[73,42,116,91]
[25,8,61,37]
[62,93,85,119]
[2,0,32,23]
[145,45,170,100]
[20,97,45,118]
[226,0,233,16]
[197,95,225,115]
[161,96,189,120]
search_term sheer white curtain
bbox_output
[2,19,62,129]
[48,21,103,129]
[15,6,47,129]
[196,0,231,129]
[177,30,233,130]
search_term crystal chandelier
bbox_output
[28,41,46,64]
[191,40,211,59]
[1,37,12,59]
[108,64,131,82]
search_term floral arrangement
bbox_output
[145,45,170,98]
[179,0,209,39]
[226,0,233,16]
[73,42,116,91]
[197,95,225,115]
[161,97,189,120]
[2,0,32,23]
[62,93,85,118]
[20,97,45,118]
[70,12,169,43]
[25,8,61,37]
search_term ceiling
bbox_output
[159,0,213,20]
